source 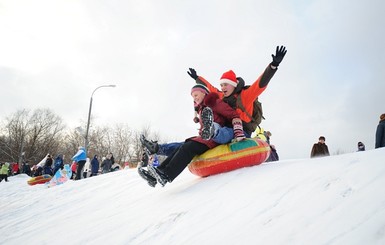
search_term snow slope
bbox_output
[1,148,385,245]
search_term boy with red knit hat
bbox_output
[187,46,287,137]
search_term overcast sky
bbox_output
[1,0,384,159]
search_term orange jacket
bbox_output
[196,64,277,124]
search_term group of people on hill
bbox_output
[310,113,385,158]
[0,148,123,183]
[139,45,287,187]
[68,149,121,180]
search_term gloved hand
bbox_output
[232,118,246,142]
[271,46,287,67]
[187,68,198,80]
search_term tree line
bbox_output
[0,108,156,168]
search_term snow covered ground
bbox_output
[1,148,385,245]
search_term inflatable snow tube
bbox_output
[188,138,270,177]
[27,174,53,186]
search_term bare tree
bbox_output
[0,109,65,166]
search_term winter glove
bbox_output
[187,68,198,80]
[271,46,287,67]
[232,118,246,142]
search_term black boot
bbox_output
[140,135,159,154]
[148,165,170,187]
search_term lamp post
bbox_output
[84,84,116,151]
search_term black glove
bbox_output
[187,68,198,80]
[271,46,287,67]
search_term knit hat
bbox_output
[219,70,238,87]
[191,84,209,95]
[380,113,385,121]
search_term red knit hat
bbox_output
[219,70,238,87]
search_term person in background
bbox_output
[0,162,10,182]
[72,147,87,180]
[22,161,32,176]
[83,158,91,178]
[266,145,279,162]
[70,161,77,179]
[90,155,99,177]
[101,153,113,174]
[375,113,385,149]
[12,163,20,175]
[53,154,64,175]
[310,136,330,158]
[42,155,54,175]
[357,142,365,152]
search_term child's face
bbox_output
[220,83,236,97]
[191,91,206,105]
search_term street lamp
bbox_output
[84,84,116,151]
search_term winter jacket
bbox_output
[189,92,240,149]
[375,120,385,148]
[196,64,276,134]
[310,143,330,158]
[71,162,77,172]
[83,158,91,173]
[53,155,64,174]
[0,163,9,175]
[101,158,112,173]
[42,165,53,176]
[91,155,99,174]
[72,147,87,162]
[45,156,53,167]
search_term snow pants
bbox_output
[158,140,209,182]
[75,160,86,180]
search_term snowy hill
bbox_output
[1,148,385,245]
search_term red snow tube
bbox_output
[27,174,52,186]
[188,138,270,177]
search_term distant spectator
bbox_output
[45,155,53,168]
[83,158,91,178]
[311,136,330,158]
[266,145,279,162]
[375,113,385,149]
[72,147,87,180]
[70,161,77,179]
[12,163,20,175]
[22,162,32,176]
[357,142,365,152]
[34,153,49,176]
[53,154,64,175]
[90,155,99,177]
[110,153,115,165]
[0,162,10,182]
[101,153,113,174]
[41,155,53,175]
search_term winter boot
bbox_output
[138,167,157,187]
[140,135,159,154]
[200,107,214,140]
[147,165,170,187]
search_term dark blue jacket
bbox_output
[375,120,385,148]
[91,155,99,174]
[53,155,64,174]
